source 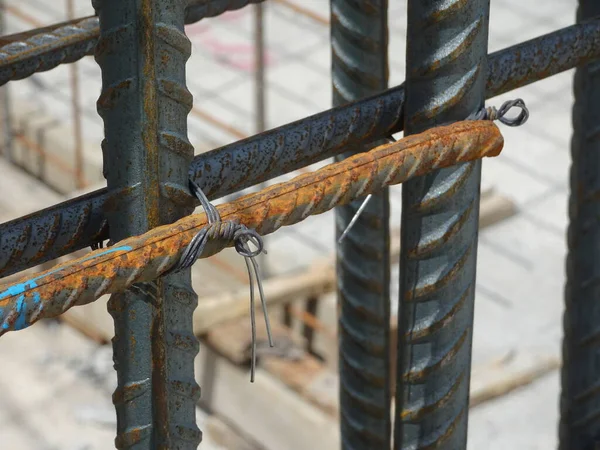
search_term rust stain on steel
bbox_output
[0,121,503,334]
[140,0,161,231]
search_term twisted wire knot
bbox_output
[467,98,529,126]
[168,180,272,382]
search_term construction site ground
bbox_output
[0,0,577,448]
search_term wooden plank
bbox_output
[197,343,340,450]
[250,347,560,420]
[0,316,260,450]
[204,316,306,365]
[469,353,561,408]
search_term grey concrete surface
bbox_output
[0,0,579,448]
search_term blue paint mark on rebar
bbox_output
[33,292,42,312]
[0,245,132,330]
[0,245,132,300]
[0,279,35,300]
[14,294,27,331]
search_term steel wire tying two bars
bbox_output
[330,0,391,448]
[0,19,597,280]
[560,1,600,448]
[394,1,490,448]
[95,0,200,447]
[0,120,503,335]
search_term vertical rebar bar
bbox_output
[95,0,200,448]
[0,0,13,162]
[394,1,490,448]
[560,1,600,448]
[254,2,266,135]
[66,0,84,190]
[330,0,391,448]
[254,1,269,276]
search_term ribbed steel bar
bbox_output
[1,19,599,280]
[330,0,391,448]
[0,120,503,335]
[184,0,264,24]
[0,16,98,87]
[394,1,490,449]
[0,0,264,87]
[1,4,598,89]
[96,0,200,448]
[560,2,600,449]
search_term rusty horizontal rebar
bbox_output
[0,120,502,335]
[0,17,595,281]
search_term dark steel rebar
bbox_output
[560,2,600,449]
[0,120,504,334]
[330,0,391,448]
[96,0,200,448]
[184,0,264,24]
[1,4,598,89]
[0,16,98,87]
[66,0,84,191]
[0,0,264,87]
[394,1,490,448]
[0,20,599,280]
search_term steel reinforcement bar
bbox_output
[330,0,392,448]
[0,0,264,87]
[0,120,503,335]
[0,19,597,280]
[95,0,201,447]
[560,1,600,449]
[394,0,489,448]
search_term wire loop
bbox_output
[167,179,273,382]
[338,98,530,243]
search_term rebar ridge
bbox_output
[151,1,202,448]
[0,0,264,87]
[395,0,490,448]
[95,0,200,447]
[330,0,391,448]
[0,20,598,281]
[185,0,264,24]
[0,121,503,336]
[560,2,600,449]
[0,17,97,87]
